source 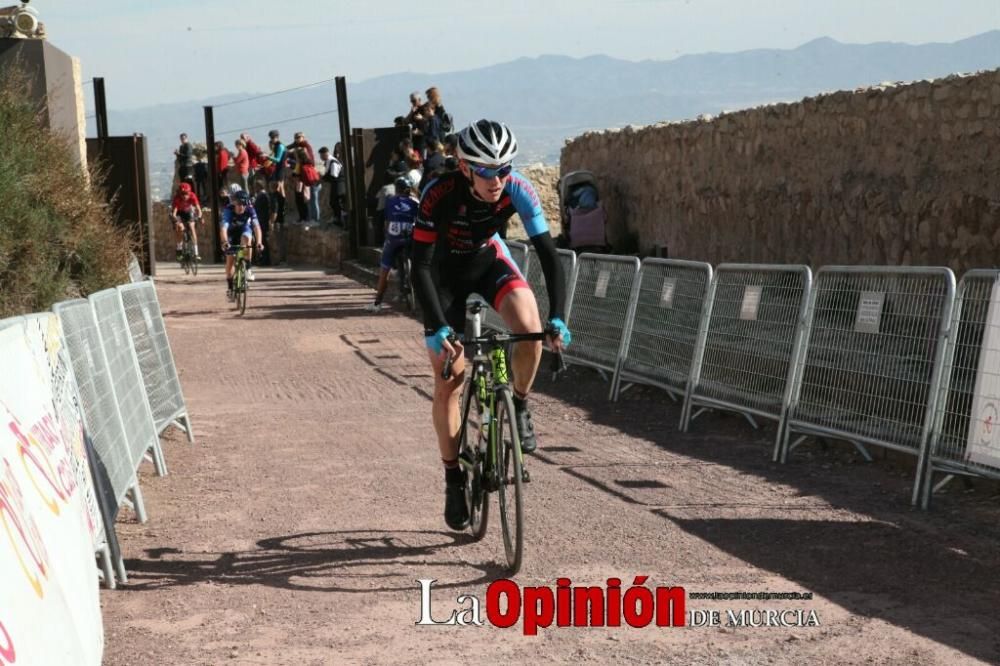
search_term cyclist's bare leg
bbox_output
[374,269,390,303]
[499,287,543,398]
[188,222,198,246]
[427,347,465,463]
[225,255,235,280]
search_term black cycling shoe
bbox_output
[515,403,537,453]
[444,478,470,531]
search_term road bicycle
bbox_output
[394,240,416,312]
[179,221,200,276]
[225,244,251,315]
[443,300,564,573]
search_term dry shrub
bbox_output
[0,69,135,318]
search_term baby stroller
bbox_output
[558,170,610,254]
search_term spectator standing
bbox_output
[264,129,287,226]
[241,132,265,183]
[423,86,454,145]
[215,140,231,189]
[332,142,347,224]
[406,91,426,153]
[290,131,319,222]
[319,146,344,224]
[421,139,446,190]
[193,153,209,204]
[175,133,194,184]
[233,139,250,194]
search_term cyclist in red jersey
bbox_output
[171,182,203,261]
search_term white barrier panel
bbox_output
[54,298,148,535]
[118,281,195,442]
[90,289,168,477]
[0,317,104,665]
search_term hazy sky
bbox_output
[36,0,1000,110]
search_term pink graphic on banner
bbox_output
[0,618,14,663]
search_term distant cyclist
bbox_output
[412,119,571,530]
[220,190,263,299]
[367,174,419,312]
[171,182,203,261]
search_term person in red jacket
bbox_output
[233,139,250,193]
[171,182,204,260]
[215,140,231,193]
[241,132,265,181]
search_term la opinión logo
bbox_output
[415,576,686,635]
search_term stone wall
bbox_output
[561,69,1000,273]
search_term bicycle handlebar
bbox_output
[441,328,566,380]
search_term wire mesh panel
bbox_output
[682,264,811,435]
[778,267,955,505]
[615,259,712,401]
[483,240,531,333]
[89,289,167,477]
[525,247,578,324]
[53,300,142,511]
[118,281,194,441]
[924,270,1000,507]
[127,253,144,282]
[563,253,641,376]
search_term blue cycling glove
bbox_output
[548,318,571,347]
[425,326,454,355]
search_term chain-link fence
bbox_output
[682,264,812,449]
[924,269,1000,508]
[778,266,955,506]
[118,281,194,442]
[613,259,713,403]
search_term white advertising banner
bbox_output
[967,281,1000,469]
[0,317,103,666]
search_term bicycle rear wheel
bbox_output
[459,377,489,540]
[494,386,524,573]
[191,249,199,276]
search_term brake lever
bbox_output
[441,335,459,380]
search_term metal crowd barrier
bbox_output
[525,247,578,324]
[563,253,641,393]
[53,300,149,528]
[777,266,955,506]
[127,253,144,282]
[923,269,1000,508]
[118,281,195,442]
[681,264,812,450]
[613,259,713,403]
[90,288,168,477]
[483,239,530,334]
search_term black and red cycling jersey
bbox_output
[412,170,566,332]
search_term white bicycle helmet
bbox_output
[456,119,518,166]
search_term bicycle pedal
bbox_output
[521,469,531,483]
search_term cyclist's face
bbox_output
[461,160,509,203]
[233,203,246,214]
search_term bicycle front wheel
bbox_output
[236,261,248,315]
[459,378,489,540]
[191,251,199,276]
[494,387,524,573]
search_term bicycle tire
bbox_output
[405,257,416,312]
[236,259,248,315]
[191,252,199,276]
[494,386,524,573]
[459,376,489,540]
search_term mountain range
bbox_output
[96,31,1000,198]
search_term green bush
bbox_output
[0,71,134,319]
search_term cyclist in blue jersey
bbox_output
[413,119,572,530]
[367,174,420,312]
[220,190,264,299]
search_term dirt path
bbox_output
[100,264,1000,665]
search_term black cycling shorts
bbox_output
[424,238,530,334]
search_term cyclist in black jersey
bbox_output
[412,119,572,530]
